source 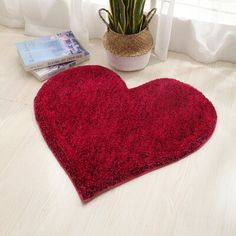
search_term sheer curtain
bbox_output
[0,0,235,63]
[169,0,236,63]
[0,0,88,47]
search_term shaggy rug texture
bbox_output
[34,65,217,202]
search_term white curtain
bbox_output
[169,18,236,63]
[0,0,235,63]
[169,0,236,63]
[0,0,88,47]
[153,0,175,60]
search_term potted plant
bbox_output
[99,1,156,71]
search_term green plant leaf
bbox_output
[117,22,125,34]
[109,0,120,30]
[117,0,127,33]
[108,14,114,30]
[132,0,146,33]
[123,0,130,32]
[108,0,147,34]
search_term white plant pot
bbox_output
[106,50,152,72]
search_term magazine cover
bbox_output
[16,31,86,71]
[31,52,90,81]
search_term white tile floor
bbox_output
[0,25,236,236]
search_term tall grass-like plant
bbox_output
[108,0,147,35]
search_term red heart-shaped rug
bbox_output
[34,65,217,202]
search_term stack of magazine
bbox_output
[16,31,89,81]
